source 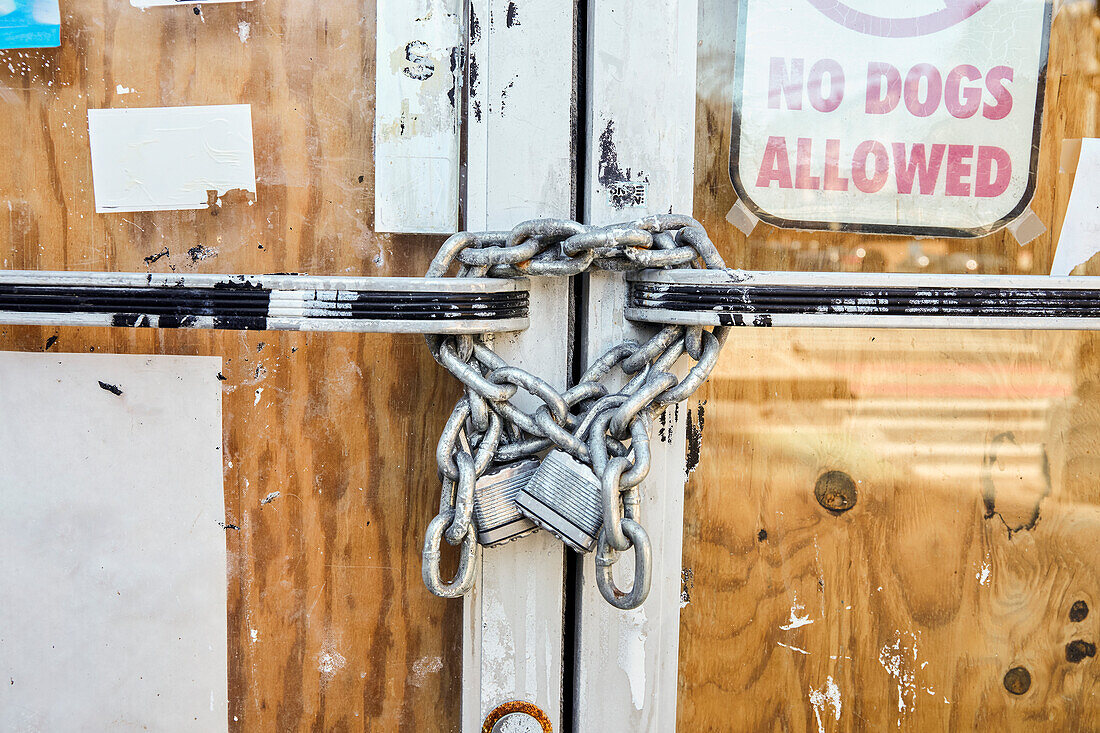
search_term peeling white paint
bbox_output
[878,631,932,726]
[410,655,443,687]
[780,594,814,630]
[976,558,991,586]
[236,21,250,44]
[809,675,842,733]
[115,84,133,95]
[617,607,648,711]
[317,637,346,689]
[777,641,810,655]
[481,588,517,705]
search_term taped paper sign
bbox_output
[0,0,60,49]
[730,0,1052,236]
[87,104,256,213]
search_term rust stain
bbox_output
[482,700,552,733]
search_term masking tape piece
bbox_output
[1007,206,1046,247]
[726,198,760,236]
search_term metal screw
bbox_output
[1003,666,1031,695]
[814,471,857,513]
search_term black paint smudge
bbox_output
[757,529,768,542]
[597,120,624,186]
[447,46,462,108]
[98,381,123,396]
[500,76,517,115]
[44,335,57,351]
[680,567,694,606]
[402,40,434,81]
[216,520,240,531]
[187,245,216,263]
[216,372,227,381]
[469,5,481,42]
[144,247,169,265]
[505,1,520,27]
[685,401,705,472]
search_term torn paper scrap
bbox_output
[1051,138,1100,275]
[87,104,256,214]
[0,0,60,49]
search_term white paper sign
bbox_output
[1052,138,1100,275]
[0,352,227,731]
[731,0,1051,236]
[88,104,256,213]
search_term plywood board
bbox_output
[0,0,465,728]
[680,2,1100,729]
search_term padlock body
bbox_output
[473,458,540,546]
[516,449,603,553]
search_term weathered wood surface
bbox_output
[682,2,1100,730]
[0,1,463,730]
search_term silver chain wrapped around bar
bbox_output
[421,215,728,609]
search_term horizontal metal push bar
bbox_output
[627,269,1100,330]
[0,271,529,333]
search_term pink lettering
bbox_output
[865,62,901,114]
[757,136,793,188]
[768,57,803,110]
[904,63,942,118]
[823,139,849,191]
[852,140,889,193]
[945,144,975,196]
[945,65,982,119]
[807,59,844,113]
[892,143,946,195]
[983,66,1014,121]
[975,146,1011,197]
[795,138,820,189]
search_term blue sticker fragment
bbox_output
[0,0,60,50]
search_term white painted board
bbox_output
[374,0,462,233]
[461,1,576,730]
[87,104,256,214]
[577,0,699,729]
[0,352,228,731]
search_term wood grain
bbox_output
[681,3,1100,730]
[0,1,464,730]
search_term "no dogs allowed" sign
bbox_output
[730,0,1052,237]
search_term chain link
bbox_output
[421,216,728,609]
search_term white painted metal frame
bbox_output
[575,0,699,729]
[461,1,577,730]
[374,0,462,234]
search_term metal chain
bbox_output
[421,215,728,609]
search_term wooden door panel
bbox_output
[682,3,1100,730]
[0,1,461,730]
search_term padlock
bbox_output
[515,449,603,553]
[473,458,541,546]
